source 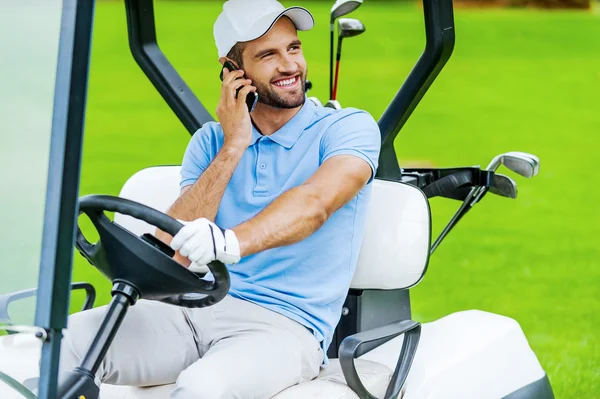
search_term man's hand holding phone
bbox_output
[216,65,257,151]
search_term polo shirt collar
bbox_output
[249,97,315,149]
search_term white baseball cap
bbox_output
[214,0,315,58]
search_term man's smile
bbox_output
[271,75,300,89]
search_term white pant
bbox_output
[59,295,324,398]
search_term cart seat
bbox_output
[99,359,392,399]
[114,166,431,290]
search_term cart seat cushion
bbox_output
[273,359,391,399]
[115,166,431,290]
[98,359,392,399]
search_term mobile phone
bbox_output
[220,60,259,113]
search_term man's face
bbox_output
[240,17,307,109]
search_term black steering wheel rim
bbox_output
[76,194,230,308]
[79,195,183,236]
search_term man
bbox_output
[60,0,381,397]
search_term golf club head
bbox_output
[338,18,366,38]
[330,0,362,100]
[332,18,365,100]
[325,100,342,110]
[490,173,518,199]
[505,151,540,177]
[486,151,540,178]
[331,0,363,22]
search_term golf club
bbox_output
[471,151,539,204]
[330,0,363,100]
[431,151,540,254]
[485,152,539,179]
[489,173,518,199]
[325,99,342,110]
[332,18,366,101]
[505,151,540,176]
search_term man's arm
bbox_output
[155,66,256,264]
[160,66,255,225]
[232,154,372,257]
[154,146,244,267]
[166,146,244,222]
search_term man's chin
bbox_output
[259,90,305,109]
[284,92,306,108]
[279,97,305,109]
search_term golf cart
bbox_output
[0,0,555,398]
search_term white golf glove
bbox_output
[170,218,241,267]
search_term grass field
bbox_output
[53,1,600,397]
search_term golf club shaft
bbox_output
[469,157,500,204]
[431,186,480,254]
[431,204,470,253]
[332,40,343,100]
[432,155,516,253]
[440,156,501,240]
[333,60,341,100]
[330,26,334,100]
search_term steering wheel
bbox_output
[75,195,230,308]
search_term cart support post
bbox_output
[377,0,455,180]
[35,1,95,397]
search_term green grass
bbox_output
[63,1,600,397]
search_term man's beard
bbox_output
[248,71,307,109]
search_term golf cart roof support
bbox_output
[34,0,95,398]
[124,0,214,134]
[376,0,455,180]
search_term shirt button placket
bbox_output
[254,139,269,196]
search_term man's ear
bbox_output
[219,57,240,69]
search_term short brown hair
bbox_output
[227,42,247,68]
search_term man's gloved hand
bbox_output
[170,218,241,267]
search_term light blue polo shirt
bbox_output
[180,98,381,356]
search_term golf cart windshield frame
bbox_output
[32,1,95,398]
[123,0,455,180]
[124,0,215,133]
[377,0,455,180]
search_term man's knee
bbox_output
[170,354,301,399]
[171,366,235,399]
[59,306,107,372]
